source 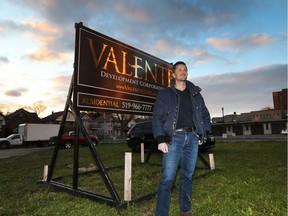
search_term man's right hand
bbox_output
[158,143,168,153]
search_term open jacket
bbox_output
[152,78,212,144]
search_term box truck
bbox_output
[0,123,60,149]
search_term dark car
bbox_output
[127,120,215,152]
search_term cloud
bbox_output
[0,18,72,63]
[1,0,286,119]
[5,87,28,97]
[0,20,25,34]
[3,0,281,66]
[191,64,287,116]
[0,56,9,64]
[20,19,60,34]
[50,75,71,89]
[206,34,273,52]
[23,47,69,63]
[5,0,246,55]
[190,47,233,66]
[17,19,72,63]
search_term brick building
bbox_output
[273,88,287,110]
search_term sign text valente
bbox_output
[73,24,172,115]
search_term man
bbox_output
[152,61,212,216]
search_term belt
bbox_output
[176,127,195,132]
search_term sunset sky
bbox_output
[0,0,287,118]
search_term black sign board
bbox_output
[73,24,172,115]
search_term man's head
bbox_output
[172,61,187,73]
[172,61,188,81]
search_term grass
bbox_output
[0,141,286,216]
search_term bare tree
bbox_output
[261,106,272,111]
[24,103,47,115]
[112,113,134,138]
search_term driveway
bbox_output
[0,147,53,159]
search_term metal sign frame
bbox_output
[44,22,172,208]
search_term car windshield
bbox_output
[7,134,19,139]
[7,134,14,139]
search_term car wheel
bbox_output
[64,141,72,149]
[131,139,141,152]
[0,142,10,149]
[40,142,49,147]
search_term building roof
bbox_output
[5,108,39,120]
[42,110,75,122]
[42,111,64,121]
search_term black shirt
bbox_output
[175,87,194,129]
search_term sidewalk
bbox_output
[215,134,287,142]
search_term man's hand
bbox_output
[158,143,168,153]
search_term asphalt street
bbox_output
[0,147,53,159]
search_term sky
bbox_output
[0,0,287,118]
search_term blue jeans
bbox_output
[155,131,199,216]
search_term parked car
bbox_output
[126,120,215,153]
[50,131,98,149]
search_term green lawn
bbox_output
[0,141,286,216]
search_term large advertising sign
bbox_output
[73,23,172,115]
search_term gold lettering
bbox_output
[121,51,132,76]
[129,56,144,79]
[87,38,108,67]
[158,65,166,86]
[102,47,121,73]
[157,65,172,86]
[86,36,171,88]
[144,61,157,83]
[81,97,89,104]
[167,68,172,87]
[87,98,120,108]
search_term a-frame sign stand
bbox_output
[42,21,173,209]
[45,74,123,207]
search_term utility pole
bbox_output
[222,107,225,134]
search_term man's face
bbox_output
[172,64,188,81]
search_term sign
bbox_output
[73,23,172,115]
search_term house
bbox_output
[0,113,5,137]
[96,113,120,139]
[127,117,152,128]
[42,110,75,133]
[3,108,40,137]
[43,111,101,137]
[212,109,287,136]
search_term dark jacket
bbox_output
[152,78,211,144]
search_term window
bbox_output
[228,126,231,132]
[144,123,152,130]
[132,123,144,131]
[12,135,20,139]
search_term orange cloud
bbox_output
[116,2,153,23]
[25,47,69,63]
[21,19,59,34]
[207,34,272,52]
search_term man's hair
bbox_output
[172,61,187,73]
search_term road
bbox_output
[0,147,53,159]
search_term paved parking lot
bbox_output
[0,147,53,159]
